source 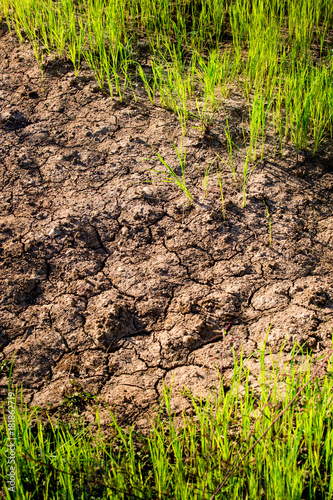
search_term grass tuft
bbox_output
[1,341,333,499]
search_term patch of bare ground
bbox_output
[0,27,333,431]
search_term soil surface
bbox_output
[1,26,333,429]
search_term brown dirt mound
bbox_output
[1,28,333,430]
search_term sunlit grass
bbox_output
[1,0,333,204]
[148,142,194,202]
[1,342,333,499]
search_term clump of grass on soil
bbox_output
[2,0,332,204]
[1,342,333,499]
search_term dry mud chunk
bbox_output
[135,295,171,325]
[20,304,51,329]
[197,290,241,324]
[115,225,151,253]
[156,327,192,367]
[19,122,50,146]
[0,310,26,340]
[108,348,147,376]
[0,109,30,131]
[40,156,72,184]
[104,245,184,298]
[290,276,333,312]
[50,295,86,333]
[249,305,322,353]
[100,369,164,409]
[130,338,161,367]
[69,272,111,298]
[84,290,134,347]
[48,244,105,283]
[316,217,333,247]
[188,340,242,368]
[3,328,65,386]
[0,215,31,241]
[251,282,290,311]
[178,247,214,283]
[119,199,165,226]
[54,350,107,379]
[212,256,259,280]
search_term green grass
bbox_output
[147,142,194,202]
[1,0,333,204]
[1,0,332,135]
[1,341,333,499]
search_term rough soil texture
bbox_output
[1,26,333,429]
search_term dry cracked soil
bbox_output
[1,25,333,430]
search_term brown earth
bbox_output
[1,25,333,430]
